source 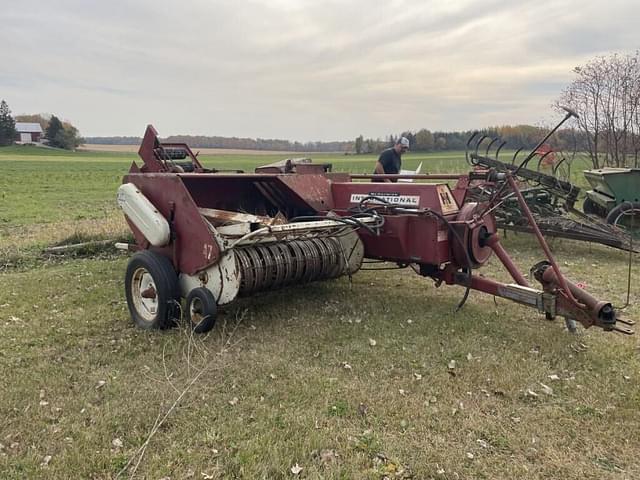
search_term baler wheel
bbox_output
[125,251,178,330]
[186,287,217,334]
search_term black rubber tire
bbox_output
[125,250,178,330]
[185,287,217,334]
[582,197,599,215]
[606,201,640,226]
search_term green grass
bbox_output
[0,145,638,479]
[0,146,467,228]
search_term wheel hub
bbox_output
[131,267,158,322]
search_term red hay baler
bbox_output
[115,125,634,336]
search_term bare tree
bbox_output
[557,52,640,168]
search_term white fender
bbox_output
[178,250,241,305]
[116,183,170,247]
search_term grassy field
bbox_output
[0,145,638,479]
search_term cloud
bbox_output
[1,0,638,140]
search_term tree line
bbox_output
[353,126,582,155]
[84,134,354,153]
[86,126,580,154]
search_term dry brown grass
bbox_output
[0,235,638,479]
[0,213,127,250]
[0,213,129,271]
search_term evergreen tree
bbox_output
[355,135,363,154]
[45,115,64,148]
[0,100,17,146]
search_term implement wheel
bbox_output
[186,287,217,334]
[125,251,178,330]
[606,201,640,237]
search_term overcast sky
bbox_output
[2,0,638,141]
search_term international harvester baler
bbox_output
[115,126,634,336]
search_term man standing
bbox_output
[372,136,410,182]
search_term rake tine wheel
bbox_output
[511,147,524,165]
[495,140,507,161]
[485,137,499,157]
[474,135,488,157]
[466,131,479,165]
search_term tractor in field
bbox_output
[114,124,634,337]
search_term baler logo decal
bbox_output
[435,185,459,214]
[349,193,420,207]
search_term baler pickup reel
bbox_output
[115,123,634,336]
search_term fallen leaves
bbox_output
[290,463,303,475]
[539,383,554,396]
[476,439,490,449]
[312,448,339,466]
[372,452,412,478]
[570,342,589,353]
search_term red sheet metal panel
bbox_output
[355,215,448,264]
[330,182,459,215]
[274,174,335,211]
[124,173,219,275]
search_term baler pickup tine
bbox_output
[613,325,635,335]
[616,317,635,326]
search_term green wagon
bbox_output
[583,168,640,232]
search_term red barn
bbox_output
[15,122,43,143]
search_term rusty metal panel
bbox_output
[198,208,283,226]
[274,174,335,211]
[123,173,219,275]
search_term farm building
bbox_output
[15,122,43,143]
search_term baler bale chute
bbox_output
[115,125,635,336]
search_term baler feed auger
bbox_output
[115,124,634,336]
